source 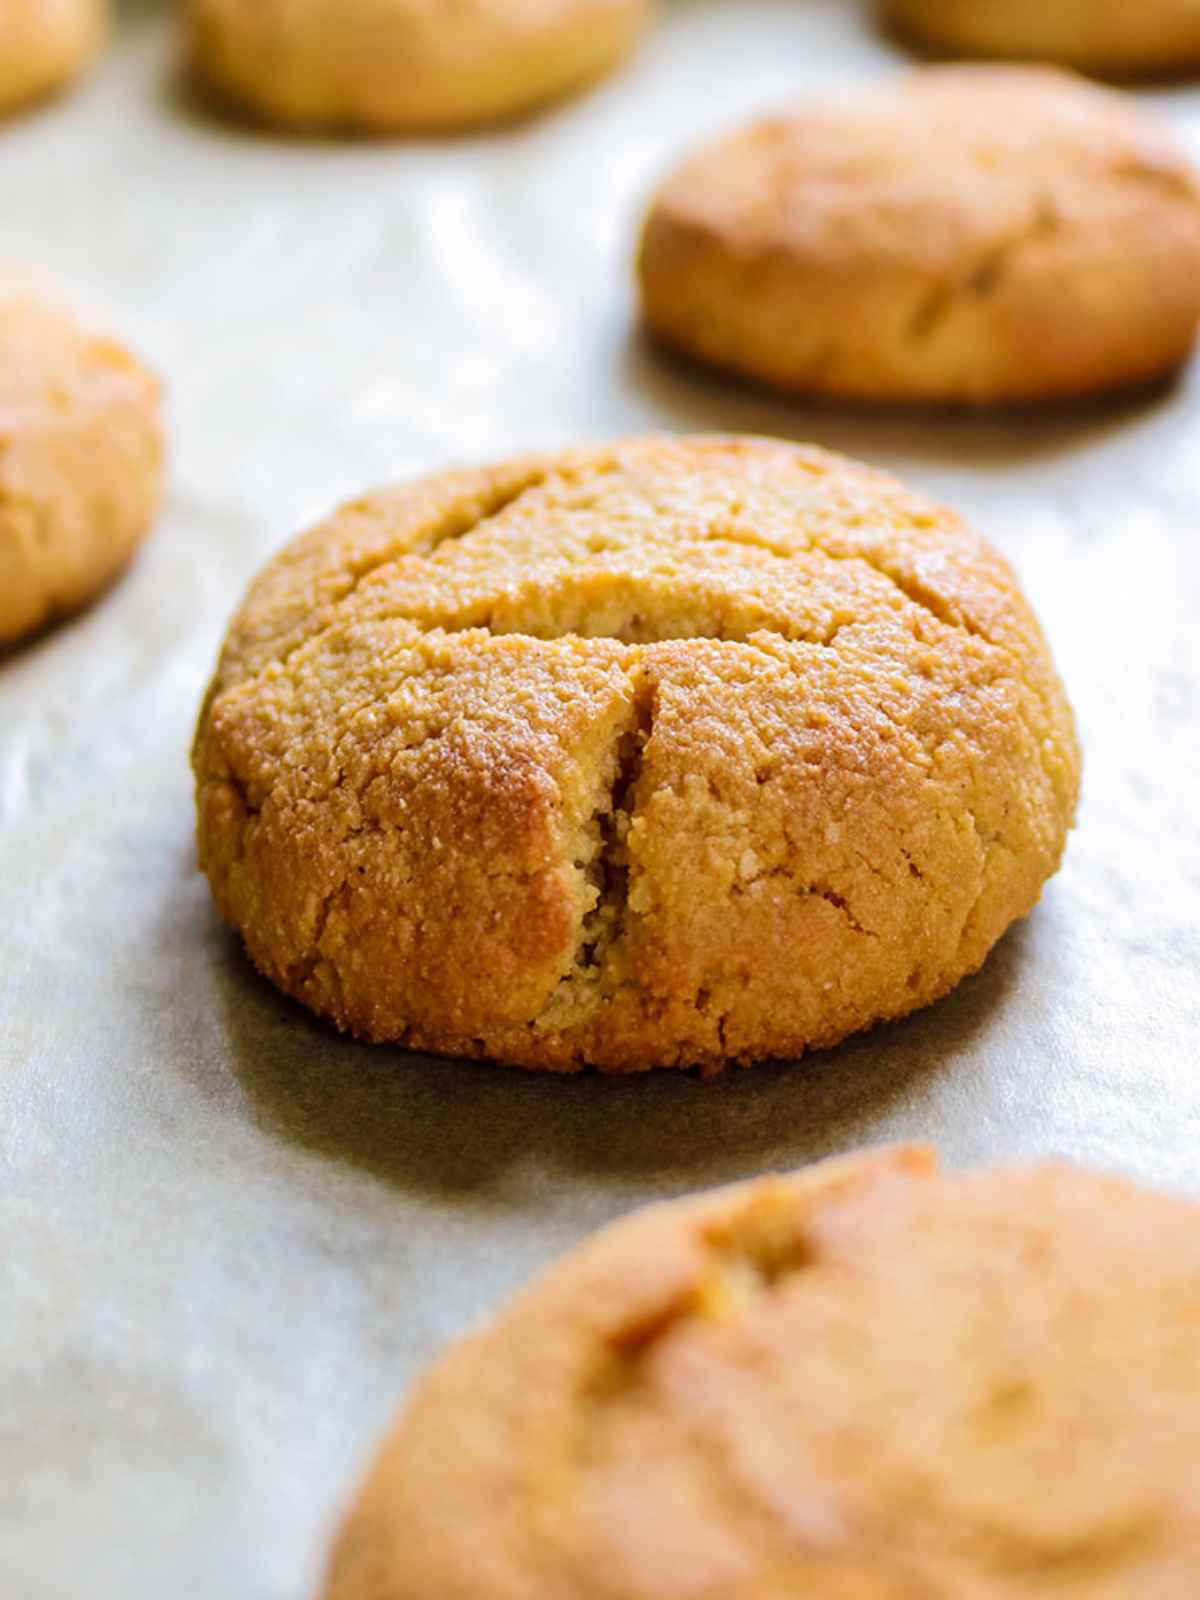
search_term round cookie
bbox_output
[193,435,1078,1071]
[882,0,1200,79]
[637,66,1200,406]
[325,1146,1200,1599]
[0,0,106,117]
[185,0,652,134]
[0,277,163,648]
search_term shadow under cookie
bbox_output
[211,907,1029,1200]
[621,325,1186,471]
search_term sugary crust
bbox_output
[193,434,1078,1071]
[185,0,652,133]
[637,66,1200,406]
[324,1146,1200,1599]
[0,0,107,115]
[884,0,1200,77]
[0,277,164,646]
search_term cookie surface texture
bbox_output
[185,0,651,132]
[0,0,106,115]
[637,66,1200,405]
[193,434,1078,1071]
[0,276,163,646]
[883,0,1200,77]
[324,1145,1200,1599]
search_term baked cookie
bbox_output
[883,0,1200,79]
[0,0,107,116]
[0,276,163,648]
[637,66,1200,406]
[193,435,1078,1071]
[185,0,651,133]
[323,1145,1200,1599]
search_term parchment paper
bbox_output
[2,2,1199,1595]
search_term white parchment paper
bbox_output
[2,2,1199,1595]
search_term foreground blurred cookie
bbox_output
[0,276,163,647]
[638,66,1200,406]
[194,435,1077,1070]
[325,1145,1200,1598]
[0,0,107,116]
[186,0,651,133]
[884,0,1200,78]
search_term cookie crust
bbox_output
[193,435,1077,1072]
[884,0,1200,78]
[637,67,1200,406]
[0,0,106,116]
[185,0,651,133]
[0,277,163,647]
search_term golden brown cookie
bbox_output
[0,276,164,648]
[883,0,1200,78]
[185,0,652,133]
[193,435,1078,1071]
[324,1145,1200,1600]
[0,0,107,116]
[637,66,1200,406]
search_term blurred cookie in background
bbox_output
[324,1145,1200,1599]
[185,0,653,134]
[882,0,1200,79]
[0,274,163,648]
[0,0,107,116]
[637,66,1200,407]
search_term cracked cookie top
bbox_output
[637,65,1200,405]
[193,434,1078,1070]
[324,1145,1200,1599]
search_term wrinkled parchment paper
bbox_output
[3,3,1199,1595]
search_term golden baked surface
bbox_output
[638,66,1200,406]
[884,0,1200,77]
[0,276,163,647]
[0,0,106,115]
[324,1146,1200,1599]
[194,435,1077,1071]
[185,0,651,132]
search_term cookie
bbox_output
[0,0,106,116]
[637,66,1200,406]
[185,0,652,133]
[193,434,1078,1071]
[0,277,164,647]
[323,1145,1200,1599]
[883,0,1200,78]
